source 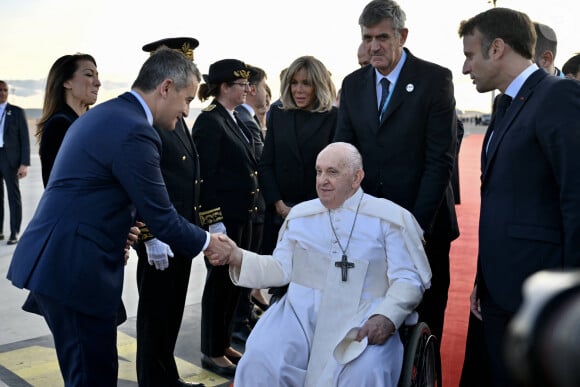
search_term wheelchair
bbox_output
[398,322,442,387]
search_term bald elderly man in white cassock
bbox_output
[208,142,432,386]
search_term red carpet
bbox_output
[440,134,484,387]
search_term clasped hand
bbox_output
[204,233,241,267]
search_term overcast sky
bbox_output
[1,0,577,113]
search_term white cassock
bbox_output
[230,188,432,387]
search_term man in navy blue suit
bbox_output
[459,8,580,386]
[7,48,233,386]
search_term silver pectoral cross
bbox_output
[334,254,355,282]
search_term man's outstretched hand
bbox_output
[205,233,242,267]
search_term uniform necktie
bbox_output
[378,77,390,121]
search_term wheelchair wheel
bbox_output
[398,322,442,387]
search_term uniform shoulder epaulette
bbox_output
[202,104,216,112]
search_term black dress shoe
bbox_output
[0,233,4,240]
[177,379,205,387]
[7,234,18,245]
[201,354,236,377]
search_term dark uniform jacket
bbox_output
[193,100,259,226]
[155,118,200,225]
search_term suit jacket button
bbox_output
[182,155,187,160]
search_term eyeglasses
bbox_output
[230,82,250,88]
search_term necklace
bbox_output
[328,191,363,281]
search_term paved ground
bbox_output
[0,122,486,386]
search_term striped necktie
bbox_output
[378,77,390,121]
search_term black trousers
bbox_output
[135,241,193,386]
[34,292,118,386]
[0,148,22,236]
[415,234,451,343]
[201,219,252,357]
[459,312,492,387]
[480,285,517,387]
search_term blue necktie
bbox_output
[378,77,390,121]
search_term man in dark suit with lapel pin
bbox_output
[335,0,458,343]
[135,37,205,387]
[7,48,233,386]
[459,8,580,386]
[233,65,268,342]
[0,80,30,244]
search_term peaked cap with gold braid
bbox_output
[142,37,199,61]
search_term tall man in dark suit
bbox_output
[335,0,458,343]
[0,80,30,244]
[459,8,580,386]
[6,49,233,386]
[135,38,205,387]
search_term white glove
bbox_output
[209,222,227,235]
[144,238,174,271]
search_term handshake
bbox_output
[144,232,243,270]
[205,233,243,267]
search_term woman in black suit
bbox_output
[259,55,338,255]
[193,59,260,376]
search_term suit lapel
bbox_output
[483,70,547,179]
[355,68,380,135]
[377,48,415,128]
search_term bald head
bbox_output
[534,22,558,75]
[357,42,371,67]
[316,143,365,209]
